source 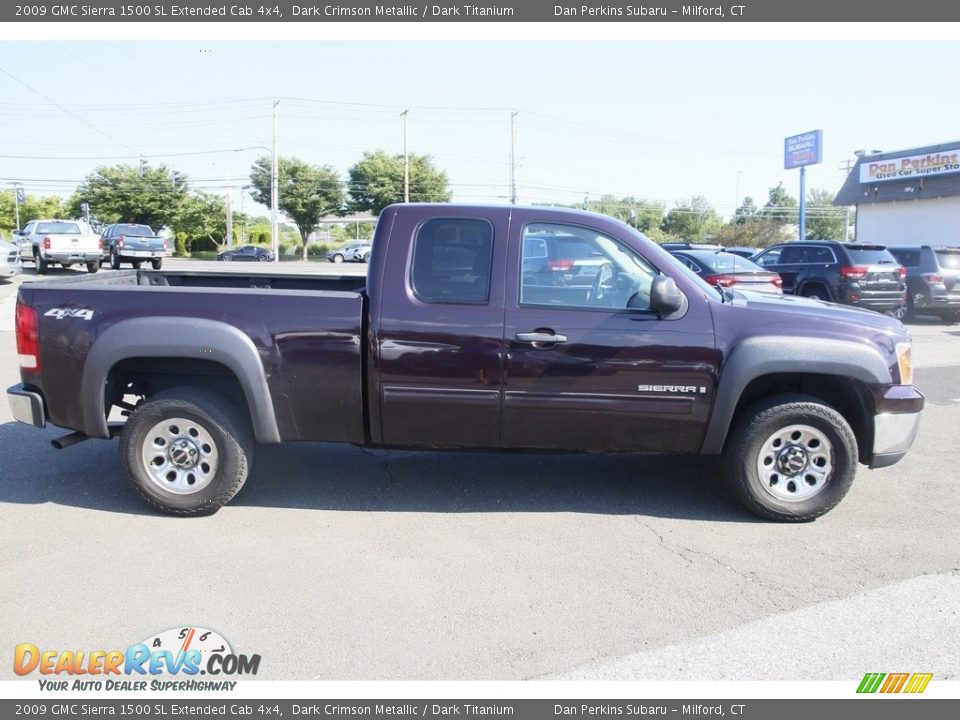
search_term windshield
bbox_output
[115,224,154,236]
[935,249,960,269]
[848,247,897,264]
[36,222,80,234]
[621,225,723,301]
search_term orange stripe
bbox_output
[180,628,196,653]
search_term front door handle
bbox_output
[515,331,568,345]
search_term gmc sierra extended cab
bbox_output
[7,204,924,521]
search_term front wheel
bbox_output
[120,388,254,516]
[332,254,344,263]
[723,394,858,522]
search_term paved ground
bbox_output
[0,263,957,681]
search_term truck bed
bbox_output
[19,269,370,444]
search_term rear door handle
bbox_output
[515,331,568,344]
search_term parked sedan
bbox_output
[327,242,371,263]
[0,238,23,280]
[217,245,274,262]
[670,249,783,294]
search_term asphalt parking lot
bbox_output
[0,261,957,682]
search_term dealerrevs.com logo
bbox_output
[14,626,260,692]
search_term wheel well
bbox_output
[731,373,873,463]
[799,281,831,299]
[105,357,248,423]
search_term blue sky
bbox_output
[1,39,959,220]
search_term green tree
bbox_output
[250,155,345,260]
[584,195,665,233]
[68,163,189,229]
[804,188,847,240]
[732,196,758,225]
[173,192,228,252]
[713,217,791,248]
[1,191,67,234]
[330,222,377,244]
[661,196,722,242]
[347,150,451,215]
[759,183,798,225]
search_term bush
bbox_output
[190,251,219,261]
[174,232,188,257]
[307,243,329,258]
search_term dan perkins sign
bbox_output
[784,130,823,169]
[860,149,960,183]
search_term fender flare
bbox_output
[81,317,281,443]
[700,336,891,454]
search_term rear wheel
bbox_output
[131,260,142,269]
[151,258,163,270]
[86,261,99,274]
[34,250,48,274]
[800,285,829,301]
[893,295,913,322]
[723,394,858,522]
[110,248,121,270]
[332,253,344,263]
[939,310,960,324]
[120,388,253,516]
[257,254,269,262]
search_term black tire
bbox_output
[800,285,829,301]
[257,254,269,262]
[110,248,121,270]
[35,250,48,275]
[723,393,858,522]
[222,254,233,262]
[131,260,142,269]
[151,258,163,270]
[893,295,913,322]
[938,310,960,324]
[86,261,99,274]
[120,387,254,516]
[362,252,370,263]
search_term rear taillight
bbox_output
[921,273,944,285]
[840,265,868,280]
[42,237,51,250]
[98,238,104,250]
[704,274,738,287]
[162,239,168,251]
[771,275,783,288]
[547,260,574,271]
[897,265,907,280]
[15,302,40,372]
[118,235,125,248]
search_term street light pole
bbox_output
[510,111,519,204]
[271,99,280,263]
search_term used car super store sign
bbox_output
[860,148,960,182]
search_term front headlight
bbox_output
[896,342,914,385]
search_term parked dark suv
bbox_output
[752,240,906,314]
[885,244,960,323]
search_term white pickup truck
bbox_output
[15,219,102,274]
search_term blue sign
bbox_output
[15,186,25,204]
[784,130,823,169]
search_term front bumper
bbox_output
[7,384,46,428]
[0,262,22,277]
[868,385,924,468]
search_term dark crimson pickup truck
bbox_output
[7,204,924,521]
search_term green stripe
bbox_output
[857,673,885,693]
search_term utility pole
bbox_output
[401,110,409,203]
[225,176,233,250]
[13,183,23,230]
[510,111,519,204]
[271,99,280,263]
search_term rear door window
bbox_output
[935,249,960,269]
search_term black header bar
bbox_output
[5,0,960,23]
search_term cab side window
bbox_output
[411,218,494,305]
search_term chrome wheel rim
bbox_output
[756,424,833,502]
[141,417,219,494]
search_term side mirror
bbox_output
[650,276,685,316]
[12,229,21,236]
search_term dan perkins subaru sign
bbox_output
[784,130,823,169]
